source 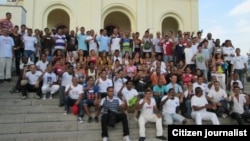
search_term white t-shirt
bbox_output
[36,60,49,72]
[231,55,246,69]
[161,95,179,114]
[207,88,227,102]
[65,84,84,99]
[191,95,208,113]
[113,77,127,96]
[19,61,34,70]
[42,72,57,86]
[153,37,162,53]
[110,36,121,51]
[229,94,246,114]
[230,80,243,90]
[222,46,234,61]
[86,36,98,51]
[0,35,15,58]
[121,87,138,105]
[193,82,209,95]
[25,71,42,85]
[139,98,156,115]
[184,47,195,65]
[23,36,37,51]
[96,78,113,93]
[61,72,77,87]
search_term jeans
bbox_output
[234,69,245,87]
[23,50,35,62]
[58,86,66,106]
[101,112,129,137]
[185,99,192,117]
[230,112,250,125]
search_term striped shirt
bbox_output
[100,97,122,113]
[54,34,66,50]
[0,19,13,35]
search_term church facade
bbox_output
[3,0,199,35]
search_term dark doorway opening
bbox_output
[105,25,116,37]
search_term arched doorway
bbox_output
[162,17,179,37]
[104,12,131,36]
[47,9,69,30]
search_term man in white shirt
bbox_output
[59,65,76,107]
[96,69,113,98]
[110,28,121,56]
[160,88,187,126]
[191,87,220,125]
[0,29,15,83]
[137,90,167,141]
[86,29,98,54]
[40,63,60,99]
[229,86,250,125]
[23,28,37,63]
[99,86,130,141]
[21,64,42,99]
[231,48,247,88]
[64,76,84,123]
[193,76,209,96]
[207,81,229,118]
[184,40,195,72]
[119,80,139,112]
[36,53,49,72]
[113,69,127,97]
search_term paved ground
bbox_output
[0,75,249,141]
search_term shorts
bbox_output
[83,99,94,107]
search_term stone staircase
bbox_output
[0,76,249,141]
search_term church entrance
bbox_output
[47,9,70,31]
[162,17,178,37]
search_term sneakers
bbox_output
[139,137,146,141]
[78,117,83,123]
[102,137,108,141]
[222,114,228,118]
[88,117,93,123]
[49,95,53,99]
[22,96,27,100]
[123,135,131,141]
[156,136,167,140]
[94,116,99,122]
[42,94,46,100]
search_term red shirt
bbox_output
[54,64,65,76]
[182,73,194,85]
[163,41,173,55]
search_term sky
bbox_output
[0,0,249,56]
[199,0,250,56]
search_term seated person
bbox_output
[207,81,229,118]
[39,63,60,99]
[137,90,167,141]
[21,64,42,99]
[153,78,167,110]
[99,86,130,141]
[230,73,244,91]
[83,76,100,123]
[191,87,220,125]
[229,86,250,125]
[183,82,195,118]
[160,88,187,126]
[64,76,84,123]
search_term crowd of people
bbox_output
[1,12,250,141]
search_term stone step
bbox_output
[0,105,64,114]
[0,128,168,141]
[0,99,59,106]
[0,115,239,135]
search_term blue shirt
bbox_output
[77,33,88,51]
[97,35,110,52]
[153,85,167,97]
[165,83,183,93]
[83,84,99,100]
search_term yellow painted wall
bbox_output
[3,0,199,35]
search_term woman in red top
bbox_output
[52,49,63,65]
[54,57,66,77]
[88,49,99,65]
[181,67,195,90]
